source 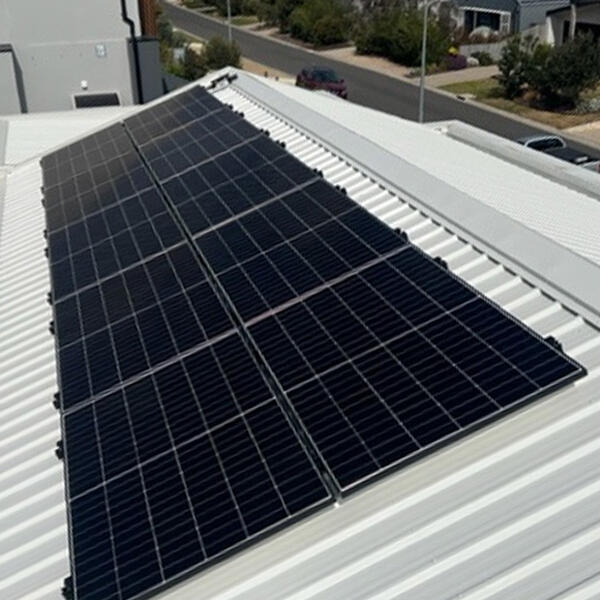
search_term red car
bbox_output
[296,66,348,99]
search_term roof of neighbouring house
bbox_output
[2,70,599,600]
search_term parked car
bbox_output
[296,66,347,99]
[543,146,600,173]
[516,135,600,173]
[516,134,566,152]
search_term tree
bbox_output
[289,0,350,45]
[203,36,242,70]
[497,35,532,99]
[527,34,600,108]
[355,8,451,66]
[181,37,241,81]
[182,45,208,80]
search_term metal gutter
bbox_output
[121,0,144,104]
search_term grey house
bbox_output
[0,0,163,115]
[546,0,600,45]
[458,0,570,34]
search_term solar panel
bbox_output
[41,84,584,600]
[64,334,331,600]
[55,243,235,410]
[248,248,581,490]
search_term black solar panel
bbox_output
[64,335,331,600]
[41,84,584,600]
[248,248,580,490]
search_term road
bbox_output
[161,1,598,155]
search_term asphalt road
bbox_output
[161,1,598,155]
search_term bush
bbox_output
[214,0,242,16]
[445,53,467,70]
[356,8,451,67]
[288,0,349,45]
[527,33,600,108]
[182,46,208,80]
[498,33,600,107]
[256,0,278,24]
[312,14,348,46]
[471,51,494,66]
[181,36,241,81]
[275,0,304,32]
[241,0,259,14]
[497,35,530,99]
[203,36,242,70]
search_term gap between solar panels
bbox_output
[41,83,585,600]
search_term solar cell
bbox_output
[64,335,332,600]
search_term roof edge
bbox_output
[228,71,600,328]
[443,120,600,202]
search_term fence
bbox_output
[459,41,507,61]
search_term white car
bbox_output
[516,134,566,152]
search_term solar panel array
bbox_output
[42,85,584,600]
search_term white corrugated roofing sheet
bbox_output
[247,76,600,267]
[1,72,599,600]
[0,107,136,167]
[0,161,67,600]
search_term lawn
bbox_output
[231,15,259,26]
[441,78,600,130]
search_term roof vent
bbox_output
[74,92,120,108]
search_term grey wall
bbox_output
[0,51,21,114]
[518,1,569,30]
[0,0,146,113]
[547,3,600,45]
[135,38,164,104]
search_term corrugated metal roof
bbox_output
[247,76,600,268]
[0,107,136,167]
[0,160,68,600]
[2,73,600,600]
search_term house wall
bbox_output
[0,0,144,112]
[518,1,569,31]
[548,3,600,45]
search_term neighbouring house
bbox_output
[0,0,163,115]
[546,0,600,45]
[456,0,570,34]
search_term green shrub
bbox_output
[312,14,348,46]
[182,46,208,80]
[289,5,312,40]
[275,0,304,32]
[356,9,451,67]
[497,35,530,99]
[241,0,260,14]
[203,35,242,70]
[498,33,600,107]
[256,0,278,24]
[471,51,493,66]
[288,0,349,45]
[181,36,241,81]
[214,0,243,16]
[527,34,600,108]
